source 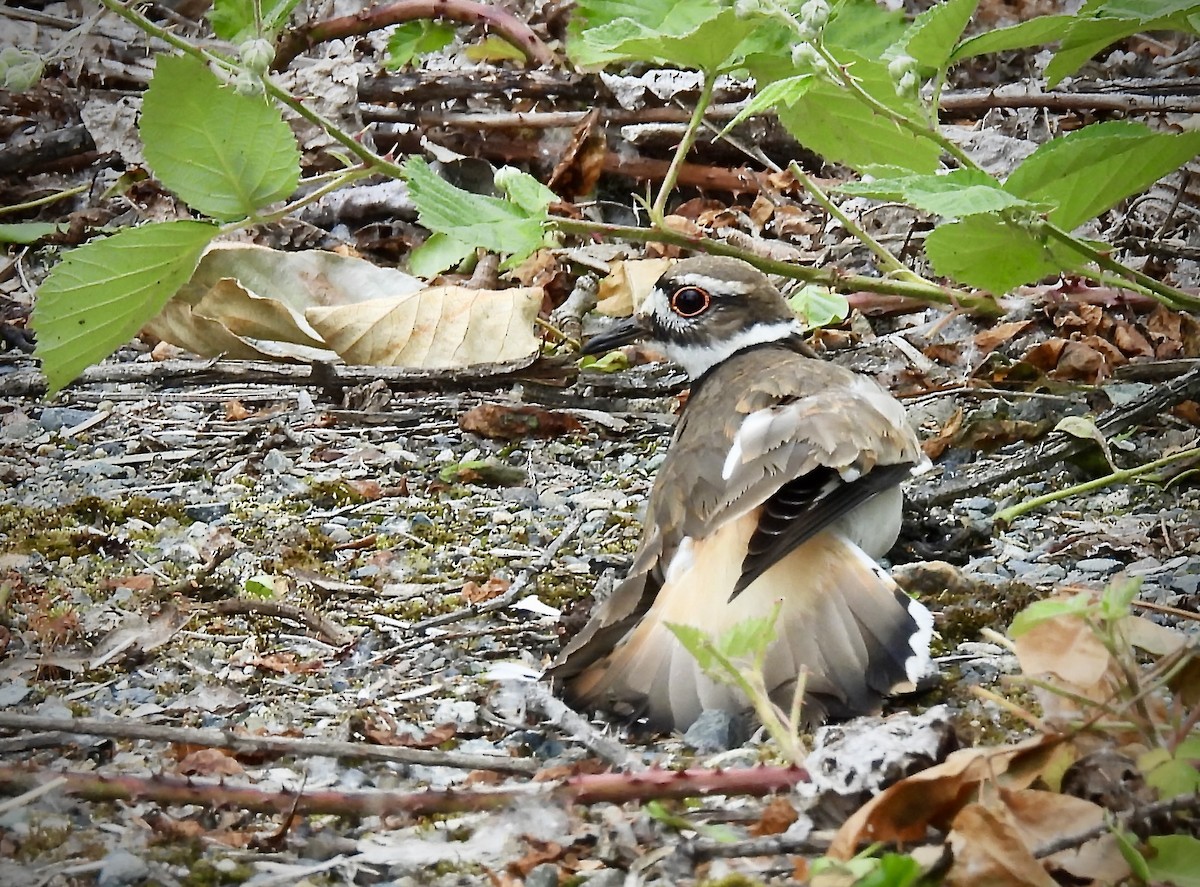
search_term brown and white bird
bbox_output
[547,255,934,731]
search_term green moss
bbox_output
[698,875,767,887]
[11,823,72,862]
[927,580,1040,657]
[179,856,254,886]
[0,495,190,557]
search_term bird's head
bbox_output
[583,256,806,379]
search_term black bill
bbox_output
[581,315,648,355]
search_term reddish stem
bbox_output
[272,0,555,70]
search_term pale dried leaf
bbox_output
[307,286,542,367]
[596,259,673,316]
[947,803,1059,887]
[1002,788,1130,882]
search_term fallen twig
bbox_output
[522,681,641,771]
[0,763,809,816]
[210,598,353,647]
[0,713,538,775]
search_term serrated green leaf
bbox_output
[1004,121,1200,229]
[1146,835,1200,886]
[949,15,1075,64]
[32,221,216,393]
[408,233,474,278]
[495,167,558,214]
[719,75,814,136]
[1043,1,1200,86]
[899,0,979,71]
[924,214,1084,293]
[140,54,300,221]
[771,52,940,173]
[824,0,909,56]
[385,21,456,70]
[1008,592,1094,637]
[569,0,756,71]
[403,156,547,260]
[787,285,848,328]
[716,611,778,662]
[838,169,1032,217]
[207,0,303,42]
[666,622,718,672]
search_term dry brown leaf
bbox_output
[595,259,674,317]
[946,802,1059,887]
[462,577,511,604]
[749,796,799,836]
[973,320,1032,356]
[1003,788,1129,881]
[224,400,253,421]
[459,403,585,440]
[828,734,1063,859]
[922,406,964,460]
[307,285,543,367]
[175,748,245,777]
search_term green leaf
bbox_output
[716,609,779,662]
[568,0,755,70]
[823,0,909,56]
[1144,757,1200,798]
[1100,575,1141,619]
[1146,835,1200,887]
[140,54,300,221]
[666,622,718,673]
[408,233,474,278]
[1008,592,1093,637]
[464,36,529,63]
[244,574,280,598]
[949,15,1075,64]
[771,52,940,174]
[0,222,65,244]
[1047,4,1200,86]
[855,853,923,887]
[718,75,814,136]
[385,21,456,69]
[899,0,979,71]
[837,169,1033,217]
[404,156,548,261]
[924,214,1084,293]
[32,221,217,393]
[787,285,848,328]
[1113,828,1151,883]
[208,0,303,41]
[1004,121,1200,229]
[494,167,558,215]
[0,46,45,92]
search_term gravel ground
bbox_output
[1,344,1199,885]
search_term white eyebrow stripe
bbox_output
[670,273,755,295]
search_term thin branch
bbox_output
[652,71,716,220]
[0,713,539,774]
[272,0,556,70]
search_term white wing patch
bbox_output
[664,536,696,583]
[722,409,779,480]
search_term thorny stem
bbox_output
[652,71,717,221]
[787,161,922,281]
[994,444,1200,524]
[99,0,406,180]
[552,216,1000,313]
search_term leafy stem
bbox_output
[217,165,374,235]
[1040,222,1200,312]
[651,70,717,222]
[99,0,406,180]
[787,161,923,282]
[551,216,1000,313]
[994,443,1200,524]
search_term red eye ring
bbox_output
[670,286,711,318]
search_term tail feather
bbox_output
[566,517,933,731]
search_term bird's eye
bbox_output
[669,286,712,318]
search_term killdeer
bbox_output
[547,255,934,731]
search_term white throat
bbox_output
[662,319,805,378]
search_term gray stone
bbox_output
[39,407,96,432]
[524,863,560,887]
[184,502,228,522]
[1076,558,1123,574]
[584,870,627,887]
[97,849,149,887]
[683,708,747,753]
[1168,574,1200,595]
